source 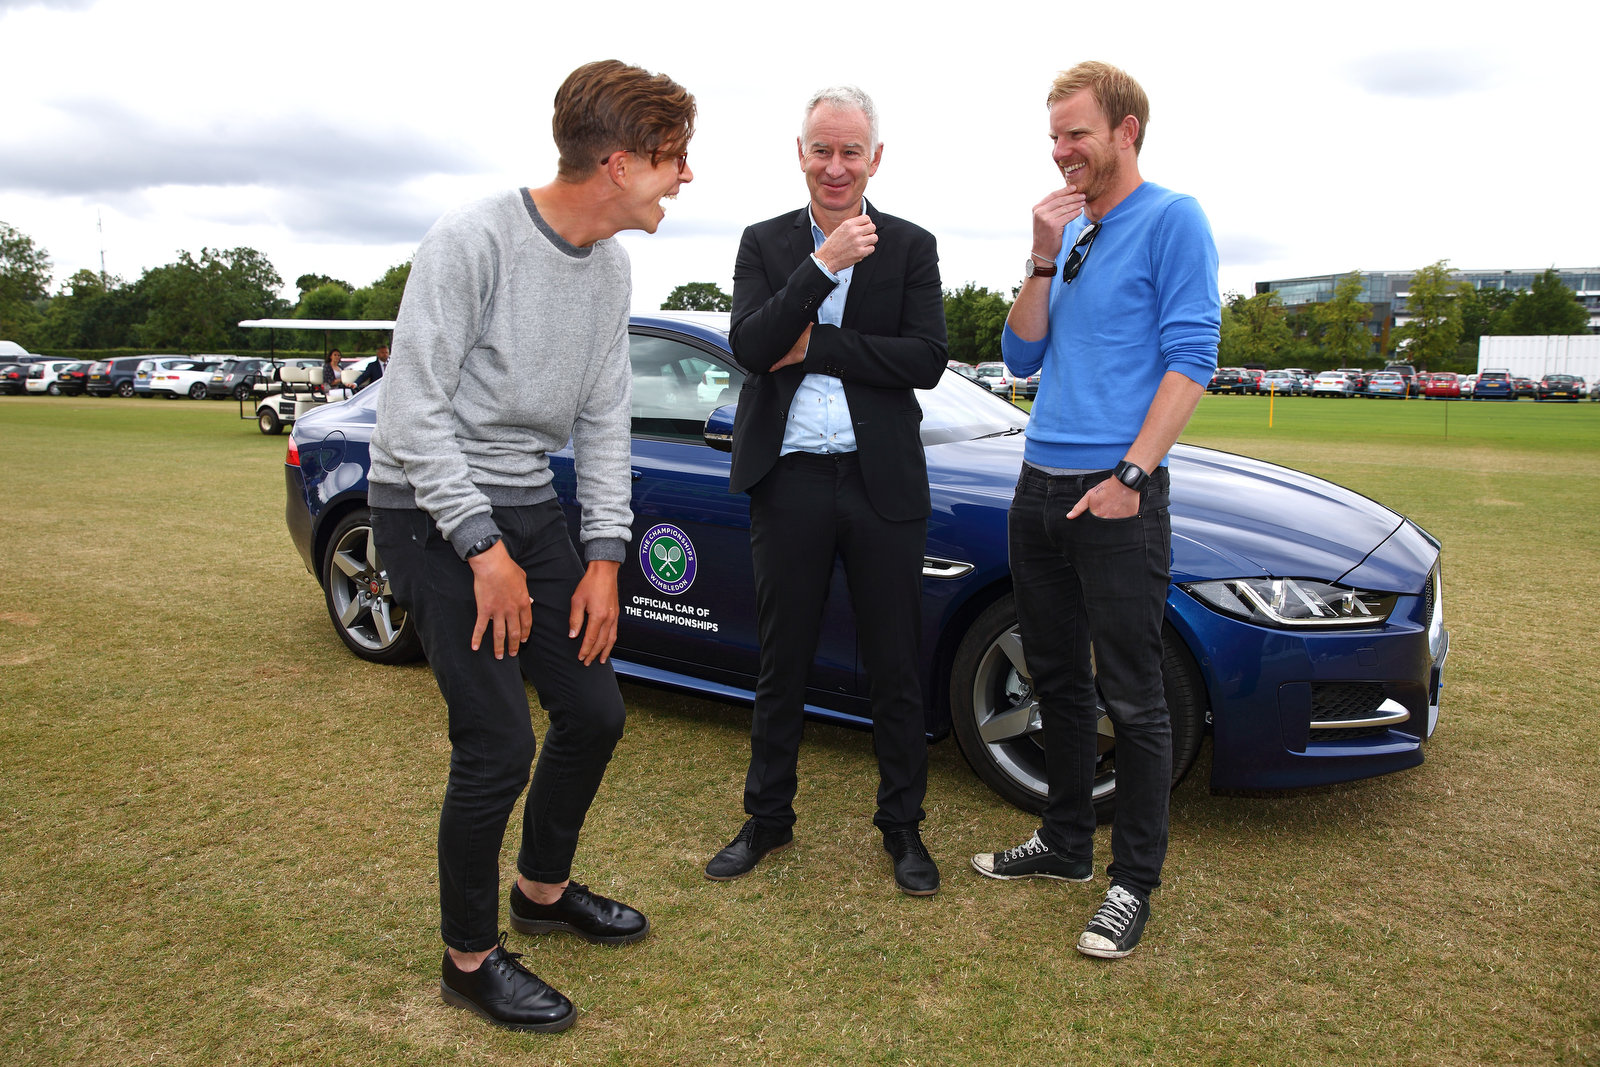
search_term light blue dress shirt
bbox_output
[780,203,860,455]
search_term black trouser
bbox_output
[1007,464,1173,897]
[743,451,929,833]
[372,501,626,953]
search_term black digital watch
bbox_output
[463,533,502,559]
[1113,460,1149,493]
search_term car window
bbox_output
[628,332,746,440]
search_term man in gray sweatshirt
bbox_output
[368,59,695,1034]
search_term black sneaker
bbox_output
[970,831,1092,882]
[1076,884,1149,959]
[508,881,649,944]
[704,818,794,880]
[439,934,575,1032]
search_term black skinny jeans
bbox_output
[372,501,626,952]
[1007,464,1173,898]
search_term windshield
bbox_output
[915,370,1028,445]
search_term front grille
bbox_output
[1309,682,1392,740]
[1310,682,1386,723]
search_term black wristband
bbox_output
[1113,460,1149,493]
[463,533,502,559]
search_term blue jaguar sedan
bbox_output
[284,312,1447,818]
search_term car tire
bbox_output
[320,510,424,665]
[233,383,250,401]
[258,408,282,435]
[189,383,207,399]
[47,382,61,396]
[948,593,1206,822]
[117,381,135,397]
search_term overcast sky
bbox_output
[2,0,1595,315]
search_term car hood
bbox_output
[924,435,1412,587]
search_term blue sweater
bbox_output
[1002,181,1219,471]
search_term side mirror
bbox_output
[703,402,736,453]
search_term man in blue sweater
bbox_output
[970,61,1219,960]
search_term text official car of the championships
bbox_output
[283,312,1447,818]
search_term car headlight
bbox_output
[1182,577,1397,629]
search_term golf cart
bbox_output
[237,318,395,434]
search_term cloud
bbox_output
[1344,49,1499,98]
[0,98,489,197]
[1216,233,1291,268]
[0,0,95,10]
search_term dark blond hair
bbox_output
[553,60,696,180]
[1048,61,1148,154]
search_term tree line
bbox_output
[1219,263,1588,373]
[6,219,1587,370]
[0,221,408,354]
[662,280,1012,367]
[670,266,1590,373]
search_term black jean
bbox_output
[1007,464,1172,897]
[372,501,626,953]
[744,451,929,833]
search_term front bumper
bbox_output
[1175,533,1445,792]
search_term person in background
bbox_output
[354,344,388,391]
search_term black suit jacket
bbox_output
[727,200,948,521]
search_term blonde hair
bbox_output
[1048,61,1148,153]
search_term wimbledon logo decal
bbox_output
[640,523,697,596]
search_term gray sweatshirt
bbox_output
[368,189,634,562]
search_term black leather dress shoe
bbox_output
[883,828,940,896]
[704,818,794,880]
[508,881,649,944]
[440,934,575,1032]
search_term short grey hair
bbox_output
[801,85,879,150]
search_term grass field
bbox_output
[2,393,1597,1066]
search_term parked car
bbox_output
[283,312,1446,819]
[24,360,80,395]
[85,356,153,397]
[1459,374,1478,398]
[947,361,981,383]
[1207,367,1250,394]
[132,357,190,397]
[1472,370,1516,400]
[1535,374,1583,401]
[0,363,27,395]
[51,362,90,395]
[1258,370,1304,395]
[207,358,277,400]
[1422,372,1461,399]
[971,361,1034,398]
[1512,377,1537,399]
[1365,371,1409,399]
[1311,371,1357,397]
[144,359,219,399]
[1383,363,1418,393]
[1337,367,1370,393]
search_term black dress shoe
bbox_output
[440,934,575,1033]
[704,818,794,880]
[883,828,940,896]
[508,881,649,944]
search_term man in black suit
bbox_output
[704,85,949,896]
